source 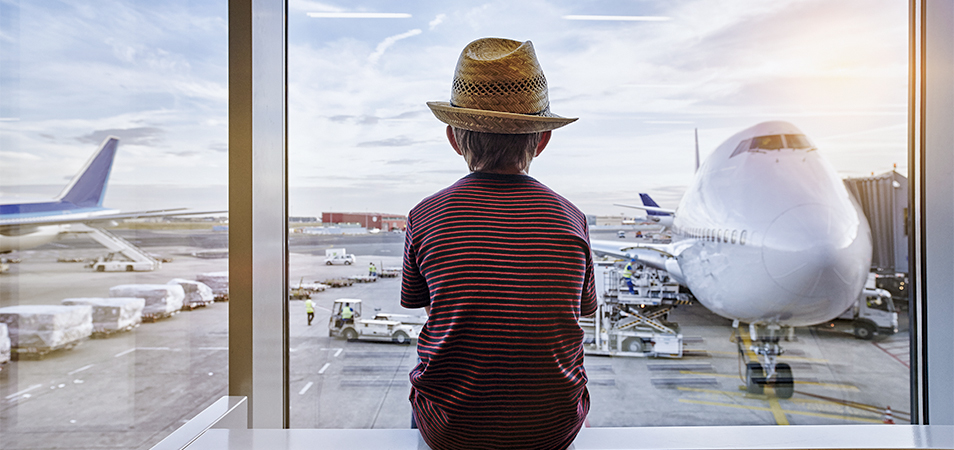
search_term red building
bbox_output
[321,212,407,231]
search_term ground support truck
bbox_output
[580,261,688,358]
[328,299,421,345]
[834,274,898,340]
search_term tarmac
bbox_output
[0,229,912,449]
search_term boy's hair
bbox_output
[452,127,543,172]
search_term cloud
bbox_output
[288,0,342,13]
[0,151,42,161]
[368,29,423,64]
[391,110,427,120]
[166,150,200,157]
[76,127,165,146]
[209,142,228,152]
[357,136,425,147]
[386,159,423,165]
[429,14,447,30]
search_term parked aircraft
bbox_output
[591,121,872,397]
[614,193,674,228]
[0,137,223,264]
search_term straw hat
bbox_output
[427,38,577,134]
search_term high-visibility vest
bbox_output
[305,300,314,313]
[342,306,354,319]
[622,262,634,279]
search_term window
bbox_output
[279,0,913,433]
[0,1,229,447]
[783,134,814,149]
[750,134,785,151]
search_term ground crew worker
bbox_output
[369,262,377,277]
[341,303,354,324]
[623,259,636,294]
[305,298,315,326]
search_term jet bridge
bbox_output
[70,224,160,272]
[580,261,689,358]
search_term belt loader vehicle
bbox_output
[580,261,689,358]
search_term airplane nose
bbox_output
[761,203,870,314]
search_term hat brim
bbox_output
[426,101,577,134]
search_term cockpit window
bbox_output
[783,134,814,149]
[730,134,816,158]
[749,135,784,150]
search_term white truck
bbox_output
[837,279,898,340]
[324,248,356,265]
[328,299,420,344]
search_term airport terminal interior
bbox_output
[1,1,953,449]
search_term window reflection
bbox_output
[0,1,228,448]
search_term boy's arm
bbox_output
[400,217,431,310]
[581,223,599,316]
[581,250,598,316]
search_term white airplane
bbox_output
[0,137,222,259]
[591,121,872,397]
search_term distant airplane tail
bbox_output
[639,193,671,217]
[57,137,119,208]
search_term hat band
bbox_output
[449,102,552,117]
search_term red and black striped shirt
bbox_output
[401,171,598,450]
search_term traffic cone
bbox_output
[883,406,895,424]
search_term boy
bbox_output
[401,38,598,450]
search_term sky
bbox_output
[0,0,908,217]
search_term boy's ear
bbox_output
[446,126,463,156]
[534,131,552,157]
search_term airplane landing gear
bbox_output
[740,323,795,399]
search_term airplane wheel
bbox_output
[745,362,765,395]
[773,363,794,399]
[854,321,876,340]
[392,331,409,345]
[343,328,358,341]
[621,337,642,352]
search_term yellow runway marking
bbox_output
[739,327,760,361]
[676,371,859,391]
[678,399,882,423]
[768,397,790,425]
[707,350,829,363]
[792,380,859,391]
[678,386,745,396]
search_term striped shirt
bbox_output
[401,171,598,450]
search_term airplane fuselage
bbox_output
[670,121,871,327]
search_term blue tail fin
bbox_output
[58,137,119,207]
[639,193,669,216]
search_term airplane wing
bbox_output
[591,239,673,270]
[613,202,676,215]
[591,238,687,285]
[0,209,227,228]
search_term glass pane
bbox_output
[784,134,814,149]
[288,0,909,430]
[0,1,228,448]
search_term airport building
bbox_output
[321,212,407,231]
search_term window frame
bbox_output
[226,0,952,430]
